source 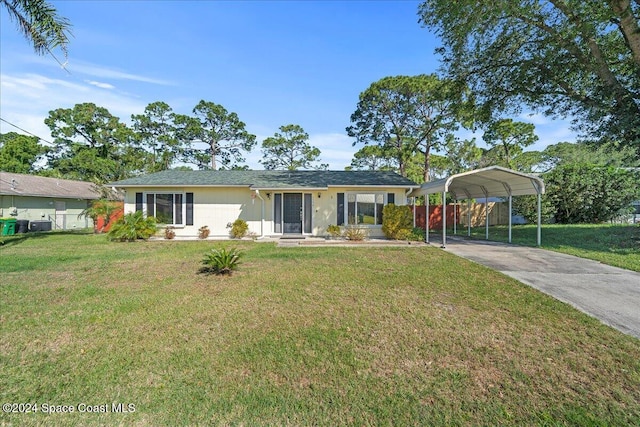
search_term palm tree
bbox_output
[1,0,72,61]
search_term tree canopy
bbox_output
[0,132,47,173]
[482,119,538,169]
[347,74,474,181]
[260,124,327,170]
[347,145,396,171]
[131,101,187,173]
[186,100,256,170]
[419,0,640,160]
[44,103,143,183]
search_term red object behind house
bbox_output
[95,203,124,232]
[413,205,459,230]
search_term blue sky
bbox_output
[0,0,576,170]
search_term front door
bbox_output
[54,201,66,229]
[283,193,302,234]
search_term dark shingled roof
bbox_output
[0,171,100,199]
[109,170,418,189]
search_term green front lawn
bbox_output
[1,232,639,426]
[457,223,640,272]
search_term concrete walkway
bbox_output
[438,237,640,339]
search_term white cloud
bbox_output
[68,60,174,86]
[85,80,115,90]
[0,72,148,141]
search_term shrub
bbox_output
[164,226,176,239]
[108,211,157,242]
[545,163,640,223]
[200,247,242,275]
[227,219,249,239]
[409,227,425,241]
[198,225,210,239]
[326,224,342,238]
[382,204,413,239]
[343,225,368,241]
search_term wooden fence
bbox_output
[413,202,509,230]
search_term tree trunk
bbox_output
[210,142,217,170]
[423,146,431,182]
[609,0,640,69]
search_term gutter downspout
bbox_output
[254,189,265,239]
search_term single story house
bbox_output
[109,170,419,238]
[0,171,101,230]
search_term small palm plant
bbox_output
[108,211,157,242]
[200,247,243,276]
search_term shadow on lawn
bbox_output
[0,230,94,249]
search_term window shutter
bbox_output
[274,193,282,233]
[304,193,312,234]
[135,192,143,212]
[387,193,395,205]
[337,193,344,226]
[175,193,183,225]
[186,193,194,226]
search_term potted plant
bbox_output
[164,226,176,240]
[198,225,210,239]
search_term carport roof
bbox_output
[408,166,545,199]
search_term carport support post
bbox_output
[484,190,489,240]
[467,199,471,237]
[537,193,542,246]
[441,191,447,248]
[508,194,512,244]
[425,194,429,244]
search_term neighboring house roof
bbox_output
[0,171,101,200]
[109,170,419,189]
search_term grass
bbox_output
[454,223,640,272]
[1,231,639,426]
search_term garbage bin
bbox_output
[30,220,52,232]
[16,220,30,233]
[0,218,17,235]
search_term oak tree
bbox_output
[44,103,143,182]
[419,0,640,159]
[0,132,48,173]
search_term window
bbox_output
[346,193,385,225]
[136,192,192,226]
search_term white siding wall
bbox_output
[123,186,409,238]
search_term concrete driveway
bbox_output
[439,237,640,340]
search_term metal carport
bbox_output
[408,166,545,247]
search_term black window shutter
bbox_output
[387,193,395,205]
[274,193,282,233]
[186,193,194,226]
[135,192,143,212]
[337,193,344,226]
